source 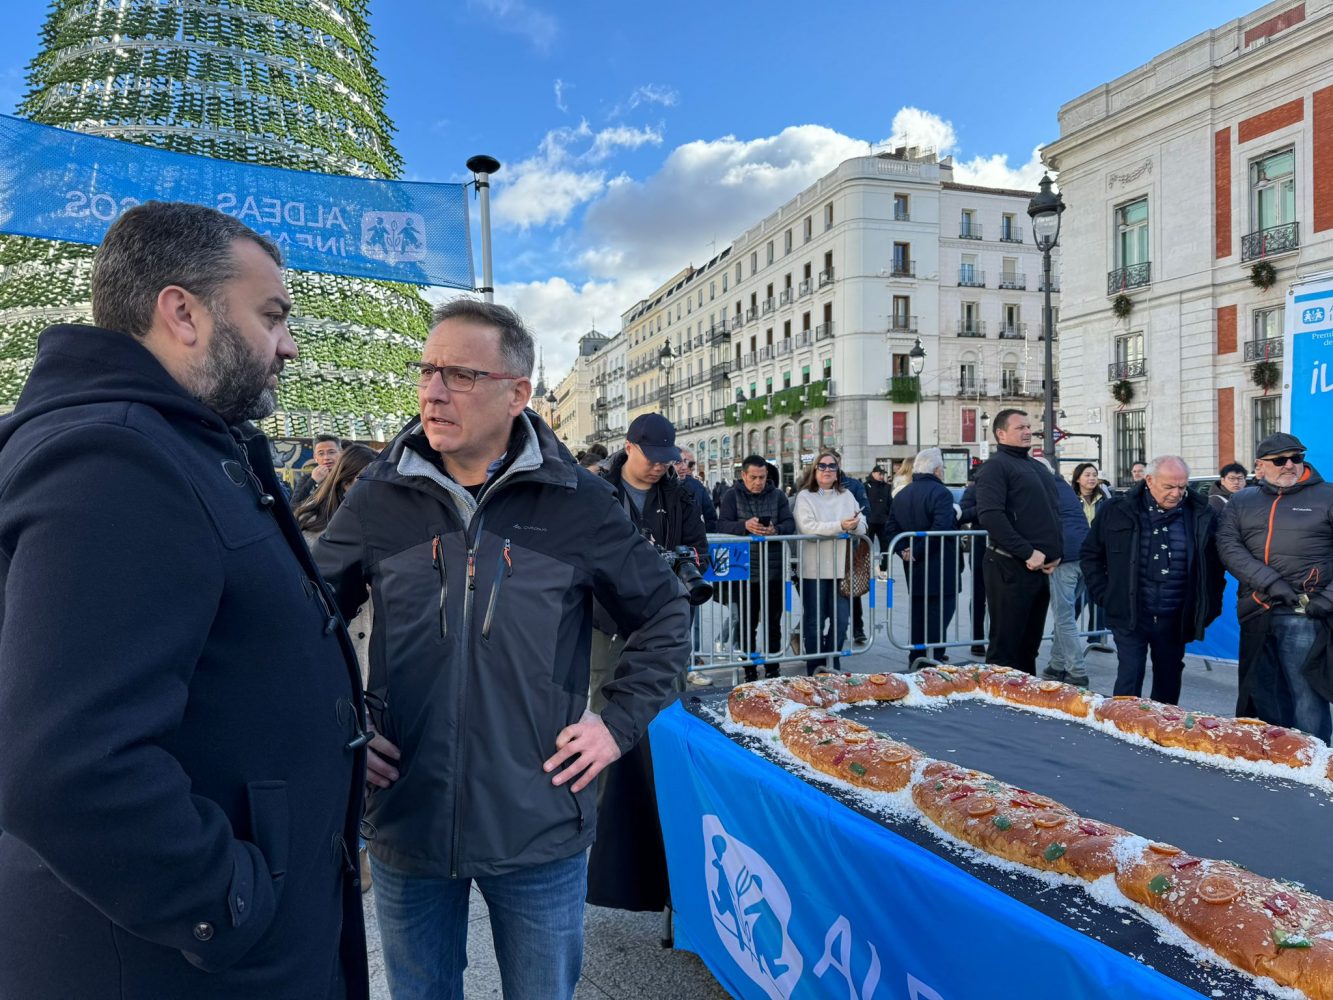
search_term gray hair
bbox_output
[430,299,535,378]
[1143,455,1190,479]
[91,201,281,339]
[912,447,944,475]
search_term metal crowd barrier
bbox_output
[882,528,1111,669]
[687,532,890,685]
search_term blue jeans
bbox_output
[1269,613,1332,743]
[371,851,587,1000]
[1046,562,1088,680]
[800,578,849,673]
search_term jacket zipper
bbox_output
[432,534,448,637]
[481,539,512,640]
[451,510,485,878]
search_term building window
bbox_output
[722,273,728,292]
[709,281,715,301]
[962,408,977,443]
[803,216,812,242]
[1251,148,1295,232]
[824,203,833,231]
[783,371,792,389]
[1000,363,1019,395]
[1254,396,1281,444]
[750,252,757,275]
[960,209,979,239]
[892,242,912,276]
[1115,198,1149,268]
[892,412,908,445]
[1000,213,1019,241]
[820,416,837,448]
[959,363,978,393]
[766,241,774,266]
[1114,410,1146,486]
[765,376,773,396]
[802,364,811,385]
[784,229,792,254]
[891,353,910,378]
[1113,332,1145,380]
[735,263,742,283]
[892,296,911,331]
[800,419,815,452]
[893,194,909,221]
[783,319,791,340]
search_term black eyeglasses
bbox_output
[407,362,522,391]
[816,462,839,471]
[1268,454,1305,467]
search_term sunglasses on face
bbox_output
[816,462,839,471]
[1267,454,1305,468]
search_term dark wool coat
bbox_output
[0,326,368,1000]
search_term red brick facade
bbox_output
[1315,85,1333,233]
[1244,4,1305,46]
[1238,97,1304,143]
[1217,305,1237,355]
[1214,128,1231,259]
[1217,388,1235,469]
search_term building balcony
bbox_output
[957,379,988,396]
[890,261,916,278]
[998,323,1027,340]
[999,226,1024,244]
[776,339,793,356]
[999,378,1023,397]
[889,315,918,334]
[745,308,757,322]
[887,376,920,403]
[1039,277,1060,292]
[741,351,756,368]
[958,269,986,287]
[1108,358,1147,381]
[798,278,812,296]
[956,320,986,338]
[1241,221,1299,263]
[710,363,732,387]
[795,330,813,348]
[894,209,910,221]
[818,267,836,287]
[710,322,730,342]
[1243,338,1283,362]
[959,223,983,240]
[815,322,835,341]
[779,288,794,306]
[998,273,1027,290]
[758,345,774,361]
[762,297,775,314]
[1106,261,1151,295]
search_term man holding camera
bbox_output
[313,301,688,1000]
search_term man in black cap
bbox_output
[1217,432,1333,742]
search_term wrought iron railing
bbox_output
[1108,358,1147,380]
[1106,262,1151,294]
[1241,222,1299,262]
[1243,338,1283,362]
[959,269,986,287]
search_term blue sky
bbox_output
[0,0,1263,376]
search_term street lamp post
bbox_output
[658,342,676,420]
[1028,172,1065,473]
[908,337,926,452]
[734,387,746,476]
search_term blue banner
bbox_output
[1186,573,1240,662]
[0,114,473,289]
[1288,281,1333,476]
[651,704,1203,1000]
[704,541,751,582]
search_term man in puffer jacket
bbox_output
[1217,432,1333,742]
[314,300,689,1000]
[1081,455,1224,704]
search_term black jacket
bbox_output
[1216,465,1333,622]
[865,476,893,525]
[886,473,961,594]
[1080,482,1224,640]
[974,444,1063,563]
[313,411,689,879]
[0,326,367,999]
[678,473,718,532]
[717,479,796,580]
[1207,480,1237,515]
[602,452,708,559]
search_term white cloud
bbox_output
[630,84,678,109]
[883,106,958,156]
[953,147,1047,190]
[879,106,1044,190]
[553,78,568,113]
[587,124,662,163]
[466,0,557,52]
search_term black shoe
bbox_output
[970,645,987,657]
[853,633,868,644]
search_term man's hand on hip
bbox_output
[1025,549,1047,571]
[544,710,623,794]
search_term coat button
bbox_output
[193,922,214,941]
[235,895,245,913]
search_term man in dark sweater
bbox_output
[973,409,1063,674]
[1082,455,1224,704]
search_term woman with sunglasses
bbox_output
[792,451,866,674]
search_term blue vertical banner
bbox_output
[650,705,1203,1000]
[1285,276,1333,474]
[0,114,473,289]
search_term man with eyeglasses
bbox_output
[1081,455,1224,704]
[1217,433,1333,742]
[313,299,689,1000]
[674,447,717,532]
[1208,462,1249,513]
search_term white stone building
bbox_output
[1043,0,1333,484]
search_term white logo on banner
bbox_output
[702,814,802,999]
[360,211,427,264]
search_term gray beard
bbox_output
[186,312,281,425]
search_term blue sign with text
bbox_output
[704,541,751,582]
[0,114,473,289]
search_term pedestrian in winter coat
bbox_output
[1208,462,1249,514]
[0,203,370,999]
[793,450,867,673]
[673,447,718,531]
[1081,457,1225,705]
[1043,473,1093,687]
[313,300,689,1000]
[838,458,872,644]
[885,448,960,662]
[973,409,1063,674]
[717,456,796,678]
[865,466,893,552]
[958,472,988,655]
[1217,433,1333,742]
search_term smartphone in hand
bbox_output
[758,515,773,527]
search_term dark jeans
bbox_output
[983,549,1048,674]
[906,561,956,660]
[1112,612,1187,704]
[970,549,986,644]
[1267,613,1331,742]
[800,578,850,674]
[737,576,783,681]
